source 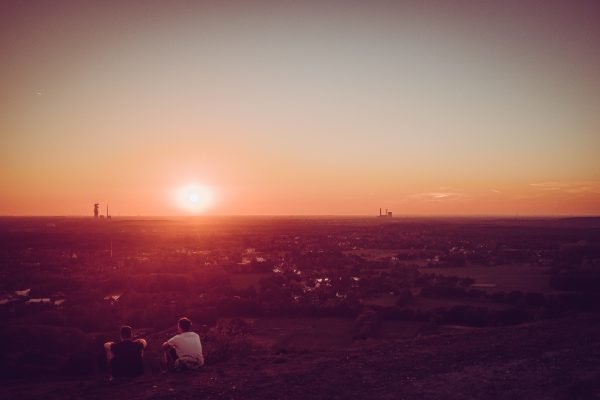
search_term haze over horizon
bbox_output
[1,0,599,216]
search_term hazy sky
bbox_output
[1,0,599,216]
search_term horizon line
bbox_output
[0,214,599,219]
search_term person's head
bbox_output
[177,317,192,333]
[120,325,133,340]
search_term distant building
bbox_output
[94,202,112,220]
[104,293,122,304]
[0,293,19,306]
[25,298,52,305]
[378,208,393,218]
[15,289,31,297]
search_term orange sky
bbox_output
[1,1,599,216]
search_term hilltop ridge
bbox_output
[2,313,599,400]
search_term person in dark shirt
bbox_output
[104,326,147,379]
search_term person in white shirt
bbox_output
[162,317,204,371]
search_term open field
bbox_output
[422,264,555,293]
[227,273,271,290]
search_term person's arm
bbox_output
[163,334,178,350]
[104,341,114,351]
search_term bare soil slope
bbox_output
[2,314,599,400]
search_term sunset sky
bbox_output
[1,0,599,216]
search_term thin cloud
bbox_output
[409,192,467,202]
[529,181,600,194]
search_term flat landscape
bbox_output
[1,216,599,399]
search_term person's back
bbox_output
[104,325,147,379]
[162,317,204,371]
[168,331,203,362]
[110,339,144,378]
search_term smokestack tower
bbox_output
[378,207,393,218]
[94,203,99,219]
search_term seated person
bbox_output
[104,325,147,379]
[162,317,204,371]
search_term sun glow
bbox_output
[175,184,215,213]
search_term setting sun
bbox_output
[175,184,215,214]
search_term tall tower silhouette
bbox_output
[94,203,99,218]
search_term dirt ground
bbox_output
[2,313,599,400]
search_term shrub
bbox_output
[353,308,382,339]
